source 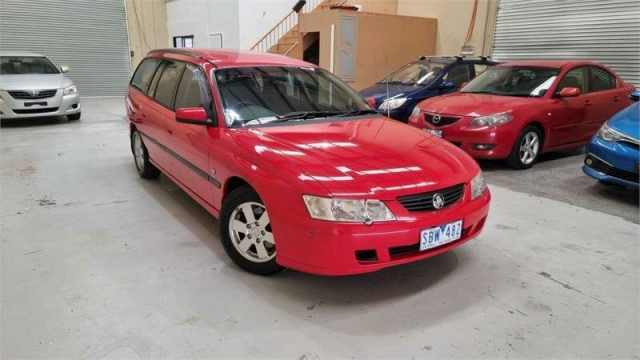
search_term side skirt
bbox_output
[149,158,221,219]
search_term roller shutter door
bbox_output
[0,0,131,96]
[492,0,640,87]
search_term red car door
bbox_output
[170,62,217,205]
[548,66,589,146]
[580,66,633,141]
[127,59,174,170]
[144,61,185,174]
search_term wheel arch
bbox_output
[524,121,546,149]
[223,176,256,200]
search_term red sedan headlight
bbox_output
[302,195,396,223]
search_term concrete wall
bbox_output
[125,0,169,69]
[397,0,497,56]
[166,0,240,49]
[238,0,295,49]
[165,0,296,50]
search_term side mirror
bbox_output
[176,107,212,125]
[630,90,640,102]
[459,81,469,90]
[439,80,456,91]
[60,65,70,73]
[558,87,581,97]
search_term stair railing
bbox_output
[250,0,323,53]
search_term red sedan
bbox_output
[408,61,634,168]
[127,49,490,276]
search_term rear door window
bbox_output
[131,58,160,94]
[473,64,489,76]
[153,61,186,109]
[589,67,616,92]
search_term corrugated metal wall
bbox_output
[0,0,131,96]
[493,0,640,87]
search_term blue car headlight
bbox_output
[378,97,407,112]
[596,123,625,142]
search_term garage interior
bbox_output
[1,0,639,359]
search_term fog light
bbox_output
[585,157,593,166]
[473,144,495,150]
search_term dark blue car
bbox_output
[360,56,497,122]
[583,90,639,189]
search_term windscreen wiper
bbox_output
[271,111,344,122]
[336,109,380,117]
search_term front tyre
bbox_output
[130,130,160,179]
[507,126,542,169]
[220,187,282,275]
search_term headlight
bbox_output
[471,112,512,128]
[63,85,77,96]
[378,97,407,112]
[596,123,624,142]
[470,171,487,199]
[302,195,395,223]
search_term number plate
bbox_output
[426,129,443,138]
[420,220,463,251]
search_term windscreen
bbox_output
[215,66,372,127]
[0,56,60,75]
[462,66,559,97]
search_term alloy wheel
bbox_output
[519,131,540,165]
[132,132,145,171]
[228,201,275,263]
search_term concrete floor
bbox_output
[1,98,639,359]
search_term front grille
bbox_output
[397,184,464,212]
[585,154,639,183]
[8,89,58,100]
[425,113,460,127]
[13,107,59,114]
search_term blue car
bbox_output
[360,56,497,122]
[583,90,640,189]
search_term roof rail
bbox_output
[146,48,218,68]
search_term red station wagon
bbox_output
[408,61,634,168]
[127,49,490,275]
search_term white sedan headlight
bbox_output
[302,195,395,223]
[596,123,624,142]
[63,85,78,96]
[471,112,512,128]
[470,171,487,199]
[378,97,407,112]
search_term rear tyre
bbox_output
[67,112,81,121]
[131,130,160,179]
[220,186,282,275]
[507,126,542,169]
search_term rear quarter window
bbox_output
[589,67,616,92]
[131,59,160,94]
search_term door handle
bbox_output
[167,129,173,134]
[613,95,620,102]
[584,100,592,106]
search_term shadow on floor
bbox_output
[1,116,73,128]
